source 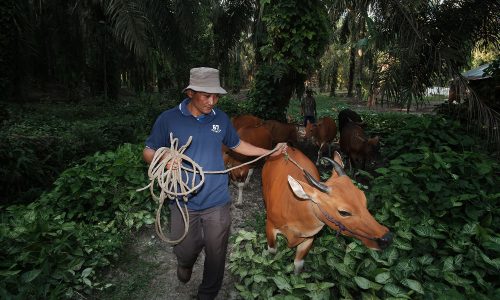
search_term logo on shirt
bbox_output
[211,124,221,133]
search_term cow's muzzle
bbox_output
[376,232,394,250]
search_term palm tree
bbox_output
[371,0,500,144]
[5,0,257,101]
[321,0,499,144]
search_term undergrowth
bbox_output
[229,114,500,299]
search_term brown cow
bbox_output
[262,148,392,274]
[263,120,298,146]
[339,122,380,170]
[231,114,263,130]
[304,116,337,164]
[224,125,272,205]
[338,108,365,134]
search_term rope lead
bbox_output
[137,133,282,244]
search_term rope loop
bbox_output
[138,133,206,244]
[138,134,284,244]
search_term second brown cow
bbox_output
[263,119,298,146]
[339,122,380,170]
[223,124,272,205]
[304,116,337,165]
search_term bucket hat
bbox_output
[183,67,227,94]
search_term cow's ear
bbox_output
[287,175,311,200]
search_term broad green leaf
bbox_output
[354,276,382,290]
[253,274,267,283]
[361,292,381,300]
[83,277,92,287]
[417,255,434,266]
[394,238,412,251]
[235,283,246,292]
[375,168,390,175]
[443,272,473,286]
[334,261,355,277]
[476,162,492,175]
[339,285,354,299]
[413,225,445,239]
[0,270,22,276]
[383,283,410,298]
[81,267,93,278]
[424,264,441,277]
[396,230,413,241]
[21,269,42,283]
[479,251,500,270]
[401,279,424,294]
[374,272,391,284]
[272,275,292,292]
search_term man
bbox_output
[143,67,286,300]
[301,88,317,127]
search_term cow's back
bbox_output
[228,125,273,163]
[338,109,363,134]
[263,120,298,145]
[262,147,319,228]
[232,114,263,130]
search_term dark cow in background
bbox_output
[262,148,392,274]
[338,108,365,134]
[304,116,337,165]
[339,121,380,170]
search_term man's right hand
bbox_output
[166,158,180,170]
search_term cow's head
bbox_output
[364,136,381,167]
[287,152,392,250]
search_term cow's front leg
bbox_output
[294,237,314,274]
[316,143,325,165]
[265,221,279,254]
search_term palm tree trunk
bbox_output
[347,47,356,97]
[329,64,338,97]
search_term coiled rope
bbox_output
[137,133,282,244]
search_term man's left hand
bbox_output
[270,143,288,157]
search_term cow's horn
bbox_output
[303,170,330,193]
[320,157,347,177]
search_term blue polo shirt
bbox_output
[145,98,240,210]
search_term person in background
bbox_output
[142,67,286,300]
[301,88,317,127]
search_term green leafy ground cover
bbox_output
[0,94,169,204]
[0,144,155,298]
[229,113,500,299]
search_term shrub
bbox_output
[0,143,154,298]
[0,94,168,204]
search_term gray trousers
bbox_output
[170,202,231,300]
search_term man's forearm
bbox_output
[232,140,270,157]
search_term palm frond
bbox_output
[102,0,150,57]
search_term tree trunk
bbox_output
[329,64,338,97]
[347,47,355,97]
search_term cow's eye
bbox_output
[338,210,352,217]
